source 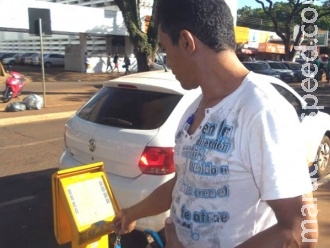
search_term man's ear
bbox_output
[179,30,195,54]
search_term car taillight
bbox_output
[139,147,175,175]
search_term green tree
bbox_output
[113,0,159,72]
[237,6,272,30]
[254,0,330,60]
[317,1,330,30]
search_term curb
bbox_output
[0,111,75,127]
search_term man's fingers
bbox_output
[165,217,174,227]
[165,217,184,248]
[110,211,123,232]
[110,209,137,235]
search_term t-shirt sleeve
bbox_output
[243,106,313,201]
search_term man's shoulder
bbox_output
[239,72,290,109]
[243,71,277,88]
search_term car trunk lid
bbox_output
[65,118,159,178]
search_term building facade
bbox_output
[0,0,238,72]
[40,0,119,8]
[0,0,155,56]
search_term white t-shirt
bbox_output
[171,72,313,248]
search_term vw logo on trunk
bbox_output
[88,138,96,152]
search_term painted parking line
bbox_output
[0,195,36,208]
[0,138,62,150]
[0,111,75,127]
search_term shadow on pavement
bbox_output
[0,168,70,248]
[0,168,149,248]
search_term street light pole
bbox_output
[39,18,46,108]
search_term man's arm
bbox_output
[235,191,318,248]
[112,174,177,234]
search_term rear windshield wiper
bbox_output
[100,117,133,127]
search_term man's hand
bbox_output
[111,208,137,235]
[165,217,184,248]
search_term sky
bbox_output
[237,0,280,9]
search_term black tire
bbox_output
[293,75,299,83]
[9,60,16,65]
[45,62,52,68]
[2,88,13,103]
[311,135,330,178]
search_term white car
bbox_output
[60,70,201,232]
[60,70,330,233]
[2,53,20,65]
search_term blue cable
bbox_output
[144,229,164,248]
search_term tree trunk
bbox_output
[113,0,158,72]
[135,51,151,72]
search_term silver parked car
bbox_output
[281,61,315,82]
[260,60,296,83]
[15,52,37,64]
[32,53,65,67]
[1,53,21,65]
[242,61,281,79]
[24,53,40,65]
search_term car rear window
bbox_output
[268,62,287,69]
[77,86,182,130]
[286,63,301,70]
[247,63,269,70]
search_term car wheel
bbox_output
[313,135,330,178]
[45,62,52,68]
[293,75,299,83]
